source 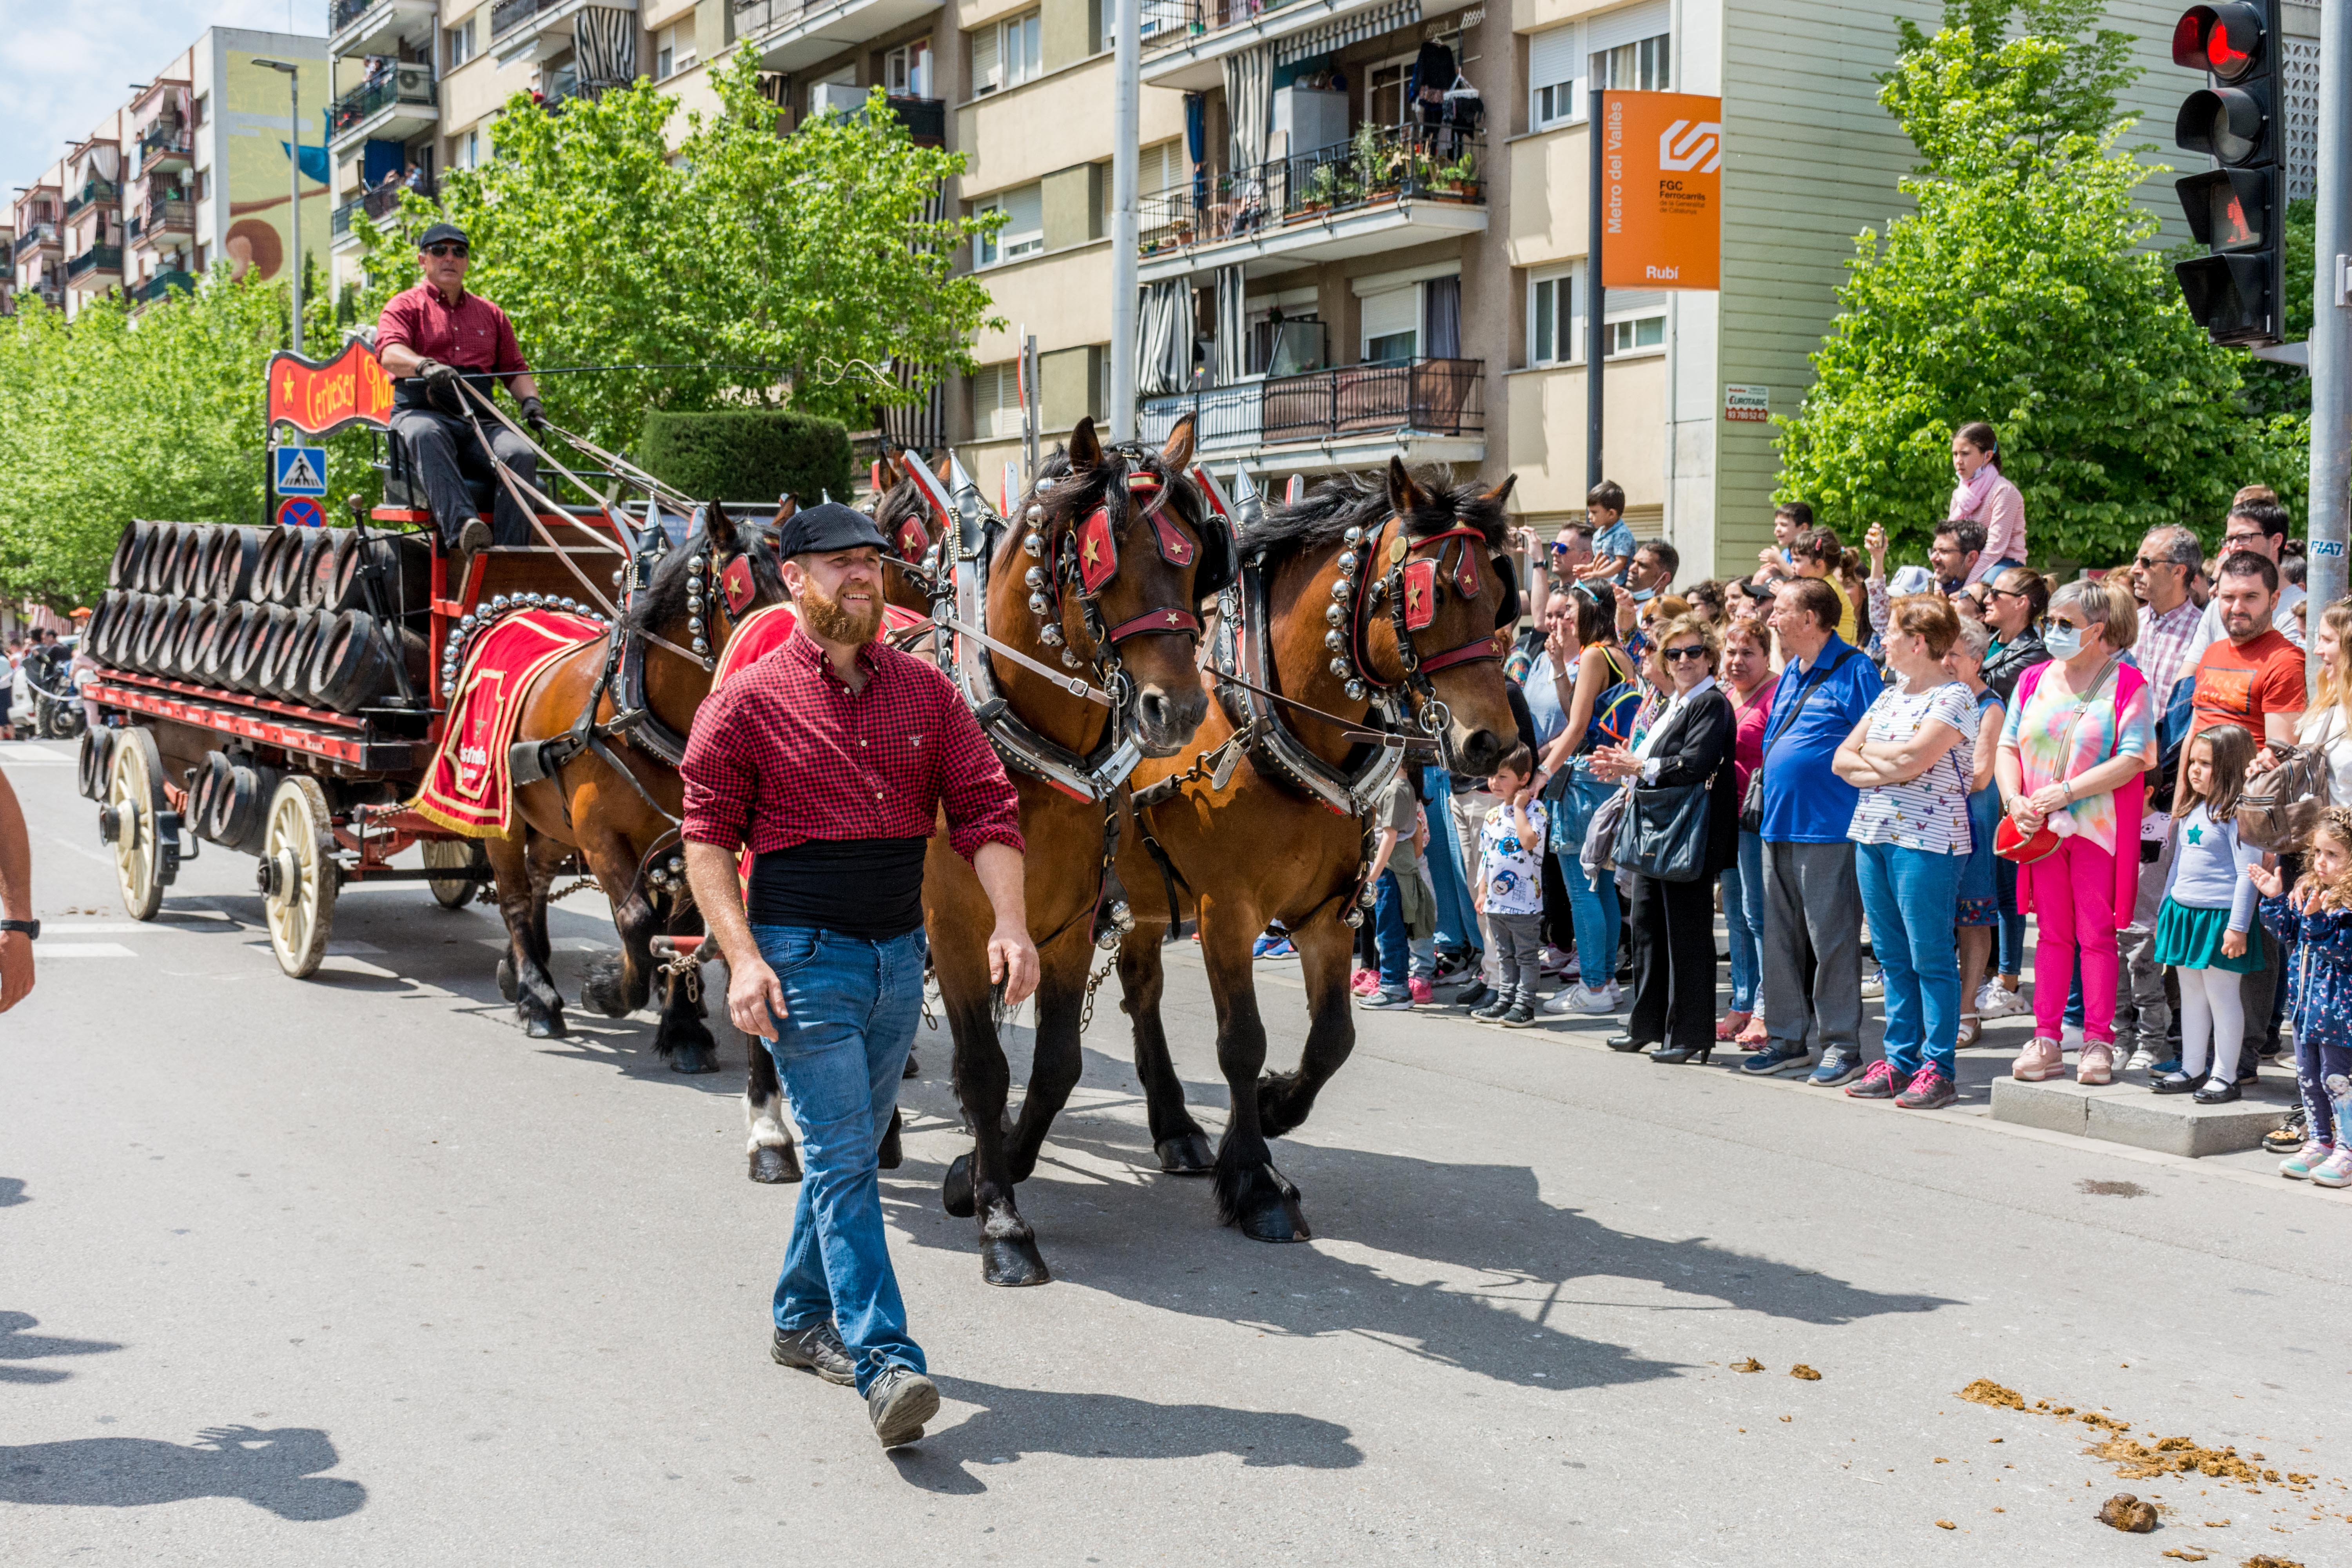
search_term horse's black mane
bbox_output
[624,508,786,637]
[1242,468,1505,565]
[873,466,928,541]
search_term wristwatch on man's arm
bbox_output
[0,920,38,940]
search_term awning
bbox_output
[1274,0,1422,67]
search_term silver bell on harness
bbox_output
[1023,532,1045,557]
[1093,898,1135,950]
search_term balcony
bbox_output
[138,124,194,173]
[492,0,633,64]
[13,224,60,260]
[1139,0,1466,91]
[1137,356,1483,473]
[330,176,432,246]
[132,199,193,248]
[64,181,120,221]
[132,269,197,306]
[327,64,439,148]
[65,245,124,284]
[1138,125,1486,284]
[733,0,943,73]
[881,93,945,146]
[329,0,439,59]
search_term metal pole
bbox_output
[1109,0,1140,441]
[1024,332,1040,478]
[289,67,302,356]
[2310,0,2352,662]
[1586,87,1605,492]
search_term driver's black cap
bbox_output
[418,221,469,250]
[775,501,887,559]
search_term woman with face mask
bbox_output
[1993,579,2158,1086]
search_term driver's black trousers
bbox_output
[391,405,539,548]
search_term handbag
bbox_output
[1580,779,1635,881]
[1740,648,1856,833]
[1996,654,2122,864]
[1623,777,1714,882]
[2238,710,2337,851]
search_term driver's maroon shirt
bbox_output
[375,282,528,377]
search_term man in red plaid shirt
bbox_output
[683,502,1036,1449]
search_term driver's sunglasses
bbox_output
[1662,645,1711,662]
[424,243,470,258]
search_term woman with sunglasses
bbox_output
[1535,584,1637,1014]
[1586,617,1740,1063]
[1995,579,2156,1085]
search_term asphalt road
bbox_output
[5,735,2352,1566]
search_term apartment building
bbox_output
[7,30,328,324]
[304,0,2265,575]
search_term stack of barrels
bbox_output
[82,520,428,715]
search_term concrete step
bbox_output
[1991,1069,2299,1157]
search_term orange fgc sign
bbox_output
[267,339,396,438]
[1600,91,1722,291]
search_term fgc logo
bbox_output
[1658,119,1723,174]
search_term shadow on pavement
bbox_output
[0,1176,26,1206]
[0,1311,122,1385]
[886,1378,1363,1492]
[0,1424,364,1519]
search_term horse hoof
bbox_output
[580,962,632,1018]
[748,1144,802,1184]
[524,1013,566,1040]
[902,1050,920,1080]
[1155,1133,1216,1175]
[1234,1163,1312,1243]
[941,1153,976,1219]
[980,1234,1051,1288]
[497,956,517,1003]
[669,1042,719,1075]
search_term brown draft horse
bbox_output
[1114,461,1518,1242]
[480,500,789,1066]
[920,416,1219,1286]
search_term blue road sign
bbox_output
[274,445,328,497]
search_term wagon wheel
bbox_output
[421,838,486,910]
[258,775,339,979]
[103,727,165,922]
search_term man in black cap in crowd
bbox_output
[681,501,1036,1448]
[375,221,549,554]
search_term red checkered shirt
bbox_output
[680,627,1023,863]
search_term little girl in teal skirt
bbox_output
[2152,726,2265,1103]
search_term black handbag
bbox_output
[1740,648,1857,833]
[1623,777,1713,882]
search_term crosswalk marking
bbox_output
[42,943,137,958]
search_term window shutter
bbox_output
[972,24,999,93]
[1530,24,1579,96]
[1587,0,1670,59]
[1360,284,1419,350]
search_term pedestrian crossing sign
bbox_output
[274,445,328,497]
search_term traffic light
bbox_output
[2171,0,2286,346]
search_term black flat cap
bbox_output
[775,501,887,559]
[417,221,469,250]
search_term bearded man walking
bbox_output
[683,502,1039,1448]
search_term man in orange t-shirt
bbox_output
[2188,548,2304,1081]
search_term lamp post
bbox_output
[252,57,303,355]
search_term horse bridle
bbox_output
[1335,517,1505,770]
[1021,449,1209,688]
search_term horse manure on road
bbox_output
[1960,1378,2026,1410]
[1789,1363,1822,1381]
[2097,1494,2158,1532]
[1730,1357,1763,1373]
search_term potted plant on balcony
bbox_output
[1430,150,1479,201]
[1356,123,1401,202]
[1295,162,1339,217]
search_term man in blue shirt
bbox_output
[1742,577,1886,1084]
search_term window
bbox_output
[1361,283,1419,364]
[654,22,694,80]
[446,17,474,69]
[1529,23,1581,129]
[191,93,207,129]
[885,39,931,97]
[971,11,1041,96]
[1608,314,1666,353]
[975,183,1043,266]
[1595,33,1670,90]
[462,128,480,167]
[1369,61,1406,127]
[971,361,1024,439]
[1529,270,1573,365]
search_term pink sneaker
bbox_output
[1895,1065,1957,1109]
[1350,968,1380,996]
[2011,1037,2065,1081]
[1845,1060,1910,1100]
[1407,977,1434,1006]
[2280,1140,2334,1180]
[2077,1042,2115,1085]
[2313,1148,2352,1189]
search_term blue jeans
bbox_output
[1995,857,2025,976]
[1722,830,1764,1013]
[1552,770,1621,986]
[1373,872,1408,991]
[1421,767,1479,956]
[1854,841,1964,1078]
[752,923,928,1396]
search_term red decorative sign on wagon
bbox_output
[267,339,397,438]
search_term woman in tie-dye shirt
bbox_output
[1994,579,2157,1087]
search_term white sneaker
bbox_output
[1860,969,1884,1000]
[1548,984,1617,1015]
[1537,944,1573,976]
[2125,1046,2156,1072]
[2061,1022,2085,1048]
[1976,982,2028,1017]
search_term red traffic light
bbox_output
[2174,2,2266,80]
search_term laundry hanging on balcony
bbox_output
[1274,0,1421,67]
[575,6,640,92]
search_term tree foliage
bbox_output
[1884,0,2143,168]
[353,48,1002,453]
[1777,22,2308,568]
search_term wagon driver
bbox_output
[681,501,1040,1448]
[374,221,549,556]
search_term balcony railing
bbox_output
[1140,0,1299,53]
[733,0,817,33]
[137,198,193,238]
[331,0,374,27]
[330,176,433,239]
[1139,125,1485,259]
[883,94,945,145]
[64,181,120,220]
[328,66,437,136]
[1137,356,1484,450]
[65,244,124,281]
[133,269,197,305]
[492,0,553,36]
[139,124,193,162]
[13,224,60,259]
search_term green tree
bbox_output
[1884,0,2143,169]
[1776,26,2307,568]
[354,48,1000,454]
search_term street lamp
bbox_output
[252,57,304,355]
